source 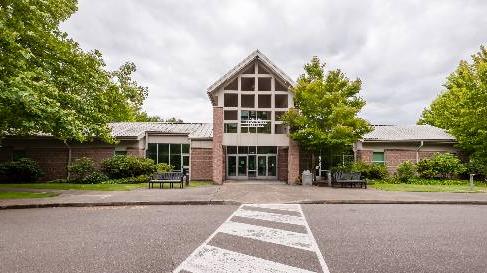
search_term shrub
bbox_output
[67,157,108,184]
[416,153,466,179]
[101,155,156,179]
[331,161,388,180]
[0,158,43,183]
[366,164,388,179]
[102,175,150,184]
[396,161,417,183]
[156,163,174,173]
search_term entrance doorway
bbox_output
[226,146,277,180]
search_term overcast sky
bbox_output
[61,0,487,125]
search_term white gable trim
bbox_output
[206,50,296,105]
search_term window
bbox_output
[241,77,255,91]
[226,146,237,154]
[146,144,157,162]
[275,124,288,134]
[275,94,288,108]
[372,152,385,165]
[275,111,286,121]
[241,94,255,108]
[224,110,238,120]
[224,123,237,133]
[114,150,127,156]
[158,144,169,165]
[241,110,256,121]
[257,123,271,134]
[258,77,271,91]
[257,111,271,120]
[146,143,189,171]
[275,80,288,91]
[242,62,255,74]
[257,146,277,154]
[257,63,270,74]
[237,146,249,154]
[258,94,271,108]
[12,150,26,161]
[241,127,256,133]
[182,144,190,154]
[224,94,238,107]
[224,78,238,90]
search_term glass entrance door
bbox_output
[256,155,277,179]
[257,156,267,177]
[238,156,247,176]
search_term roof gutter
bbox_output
[416,140,424,163]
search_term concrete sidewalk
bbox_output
[1,182,487,209]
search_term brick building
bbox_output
[0,50,459,182]
[355,125,458,173]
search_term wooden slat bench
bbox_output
[331,172,367,189]
[149,172,185,189]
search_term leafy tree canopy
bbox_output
[0,0,148,143]
[419,46,487,168]
[282,57,371,154]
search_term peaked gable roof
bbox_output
[206,50,296,105]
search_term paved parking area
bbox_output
[1,204,486,273]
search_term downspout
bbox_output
[416,140,424,163]
[64,140,72,181]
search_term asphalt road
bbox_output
[1,204,486,273]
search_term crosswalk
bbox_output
[173,204,330,273]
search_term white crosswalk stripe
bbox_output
[219,221,313,251]
[234,207,306,226]
[179,245,316,273]
[173,204,330,273]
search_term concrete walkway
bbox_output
[1,182,487,209]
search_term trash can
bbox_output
[302,170,313,186]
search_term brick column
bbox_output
[212,107,224,184]
[288,140,300,184]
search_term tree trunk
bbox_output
[64,141,72,181]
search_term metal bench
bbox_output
[331,172,367,189]
[149,172,185,189]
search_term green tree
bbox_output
[0,0,147,143]
[164,117,184,123]
[419,46,487,173]
[282,57,371,170]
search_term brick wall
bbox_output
[127,148,145,157]
[190,147,213,180]
[356,150,373,164]
[212,107,224,184]
[288,140,300,184]
[278,147,288,182]
[384,149,416,173]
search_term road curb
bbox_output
[1,199,487,210]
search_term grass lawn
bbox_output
[0,181,214,191]
[0,191,59,199]
[371,182,487,193]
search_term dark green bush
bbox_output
[101,155,156,179]
[351,161,388,179]
[396,161,417,183]
[416,153,466,179]
[156,163,174,172]
[0,158,44,183]
[68,157,108,184]
[331,161,388,180]
[102,175,150,184]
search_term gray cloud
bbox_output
[61,0,487,124]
